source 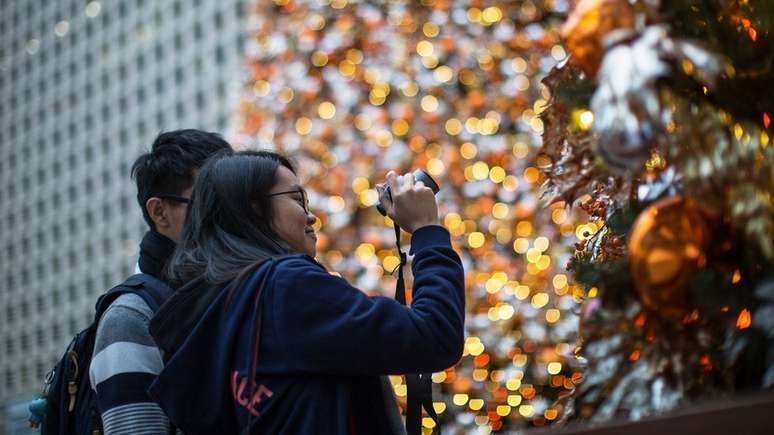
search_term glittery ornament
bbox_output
[560,0,635,76]
[591,25,723,174]
[628,196,710,320]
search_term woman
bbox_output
[148,151,465,434]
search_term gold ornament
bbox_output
[560,0,635,76]
[628,196,710,320]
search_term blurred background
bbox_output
[0,1,249,432]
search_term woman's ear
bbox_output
[146,197,170,230]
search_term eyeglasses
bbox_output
[156,194,190,204]
[268,188,310,214]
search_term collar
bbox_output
[138,230,176,278]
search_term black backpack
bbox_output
[29,273,175,435]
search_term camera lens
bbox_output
[376,169,439,216]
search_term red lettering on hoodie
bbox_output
[231,371,274,416]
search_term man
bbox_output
[88,130,231,434]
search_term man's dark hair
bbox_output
[131,129,232,229]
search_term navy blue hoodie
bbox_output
[148,225,465,434]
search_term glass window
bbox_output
[20,332,29,352]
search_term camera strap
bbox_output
[392,223,440,435]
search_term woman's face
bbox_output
[269,166,318,257]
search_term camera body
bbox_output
[376,169,440,216]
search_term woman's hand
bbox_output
[377,171,439,233]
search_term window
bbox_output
[101,202,112,220]
[68,317,78,337]
[35,261,45,277]
[36,360,46,380]
[36,198,46,216]
[67,249,77,268]
[20,299,29,318]
[67,284,77,300]
[84,241,94,261]
[121,195,130,213]
[52,321,61,342]
[6,306,15,325]
[5,369,14,391]
[101,72,109,90]
[101,169,111,186]
[21,366,29,387]
[102,237,112,256]
[67,216,78,234]
[20,266,30,287]
[20,333,29,352]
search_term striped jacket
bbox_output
[89,292,171,434]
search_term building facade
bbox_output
[0,0,246,432]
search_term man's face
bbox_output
[163,185,193,242]
[147,169,200,242]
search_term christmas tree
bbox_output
[540,0,774,424]
[234,0,585,432]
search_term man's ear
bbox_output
[146,197,170,230]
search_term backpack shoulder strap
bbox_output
[121,273,175,312]
[95,274,175,319]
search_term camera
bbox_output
[376,169,440,216]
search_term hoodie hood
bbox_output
[148,259,276,433]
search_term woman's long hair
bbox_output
[165,150,297,289]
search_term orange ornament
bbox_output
[628,196,710,320]
[561,0,635,76]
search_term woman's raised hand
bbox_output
[377,171,439,233]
